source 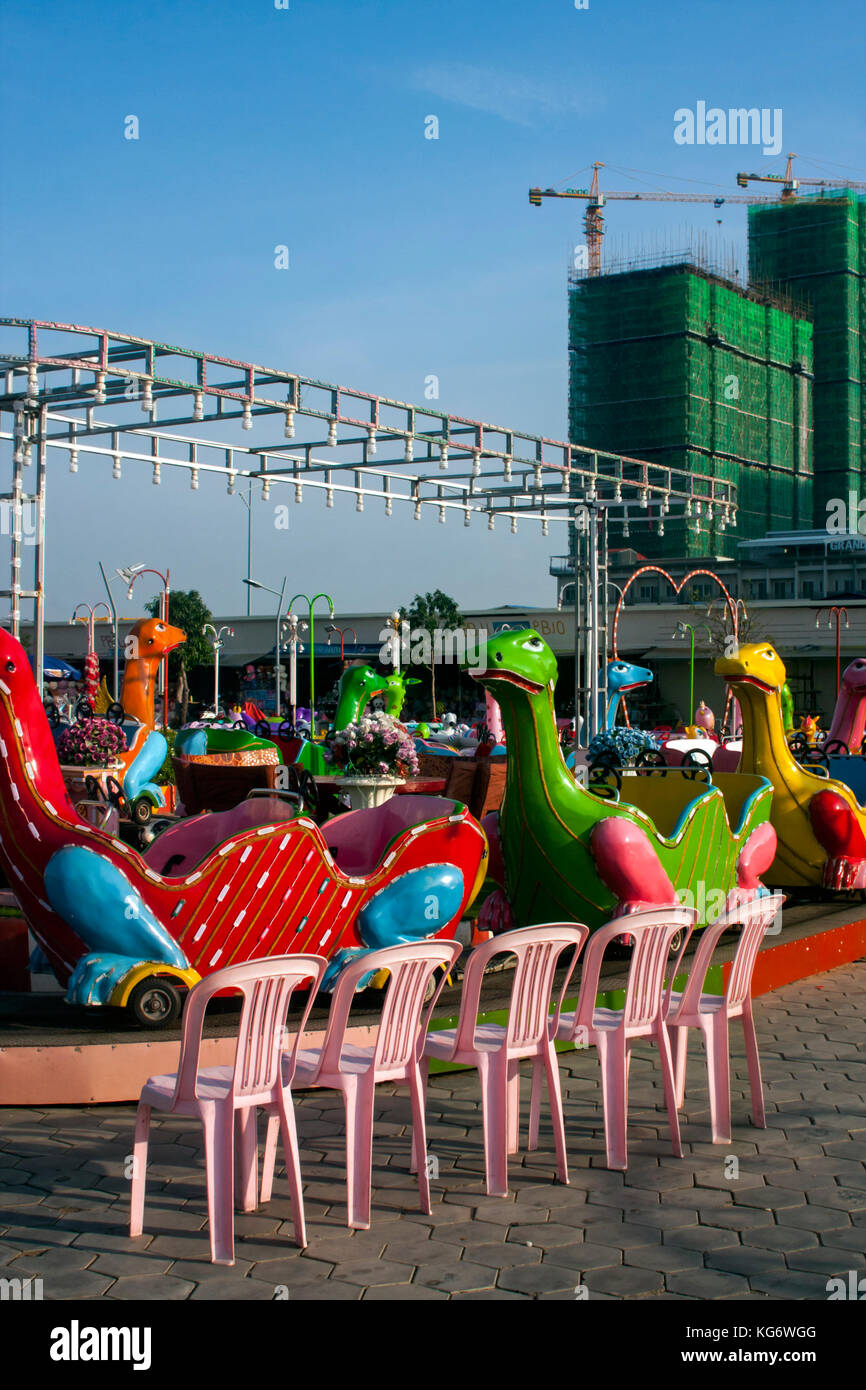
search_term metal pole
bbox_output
[588,503,599,743]
[247,479,252,617]
[34,405,47,697]
[274,577,286,717]
[98,561,119,701]
[162,569,170,731]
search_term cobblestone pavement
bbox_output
[1,963,864,1301]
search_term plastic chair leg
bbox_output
[260,1113,280,1204]
[342,1076,375,1230]
[478,1054,509,1197]
[671,1023,689,1109]
[528,1055,544,1152]
[596,1031,629,1171]
[408,1067,432,1214]
[129,1101,151,1238]
[507,1058,520,1155]
[234,1107,258,1213]
[656,1021,683,1158]
[703,1013,732,1144]
[201,1102,236,1265]
[409,1057,430,1176]
[543,1044,569,1184]
[741,1004,766,1129]
[276,1095,307,1248]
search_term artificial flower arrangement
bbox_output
[587,726,659,768]
[58,716,127,767]
[325,711,419,779]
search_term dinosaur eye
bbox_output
[5,660,15,672]
[521,637,544,652]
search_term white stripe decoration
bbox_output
[27,821,39,839]
[233,911,246,927]
[217,886,229,902]
[256,873,269,889]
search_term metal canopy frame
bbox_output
[0,317,738,742]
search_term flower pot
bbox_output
[336,774,404,811]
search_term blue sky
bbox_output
[2,0,864,621]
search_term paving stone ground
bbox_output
[1,962,864,1301]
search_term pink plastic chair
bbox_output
[664,893,784,1143]
[420,924,589,1197]
[130,954,326,1265]
[261,939,462,1230]
[552,907,697,1171]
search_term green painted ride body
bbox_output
[477,630,773,932]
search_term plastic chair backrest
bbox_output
[668,893,782,1019]
[318,940,463,1076]
[453,924,588,1054]
[173,954,327,1104]
[575,908,697,1034]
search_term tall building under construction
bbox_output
[567,189,865,561]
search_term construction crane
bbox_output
[529,159,859,276]
[737,152,866,193]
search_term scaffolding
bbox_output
[568,259,813,559]
[748,188,865,527]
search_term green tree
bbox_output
[400,590,463,721]
[145,589,213,725]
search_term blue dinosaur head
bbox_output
[607,659,653,695]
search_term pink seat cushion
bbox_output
[142,796,299,875]
[322,795,459,876]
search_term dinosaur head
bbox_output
[841,658,866,692]
[127,617,186,665]
[715,641,787,695]
[472,629,558,698]
[607,659,653,695]
[339,664,387,701]
[0,626,43,717]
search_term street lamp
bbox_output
[202,624,234,713]
[573,499,603,747]
[326,624,358,663]
[123,565,171,730]
[816,606,850,697]
[70,602,112,706]
[243,576,288,716]
[283,613,307,723]
[673,621,712,728]
[288,592,335,736]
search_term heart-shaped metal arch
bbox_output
[611,565,739,731]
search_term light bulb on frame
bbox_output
[404,436,414,463]
[284,406,295,439]
[510,516,518,534]
[414,500,421,521]
[295,482,303,504]
[190,468,199,490]
[464,509,471,528]
[193,392,204,422]
[152,463,161,486]
[439,506,446,525]
[367,426,377,455]
[327,419,338,447]
[68,449,79,474]
[439,444,449,470]
[242,402,253,430]
[261,478,270,501]
[112,454,122,480]
[141,381,153,413]
[227,471,236,495]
